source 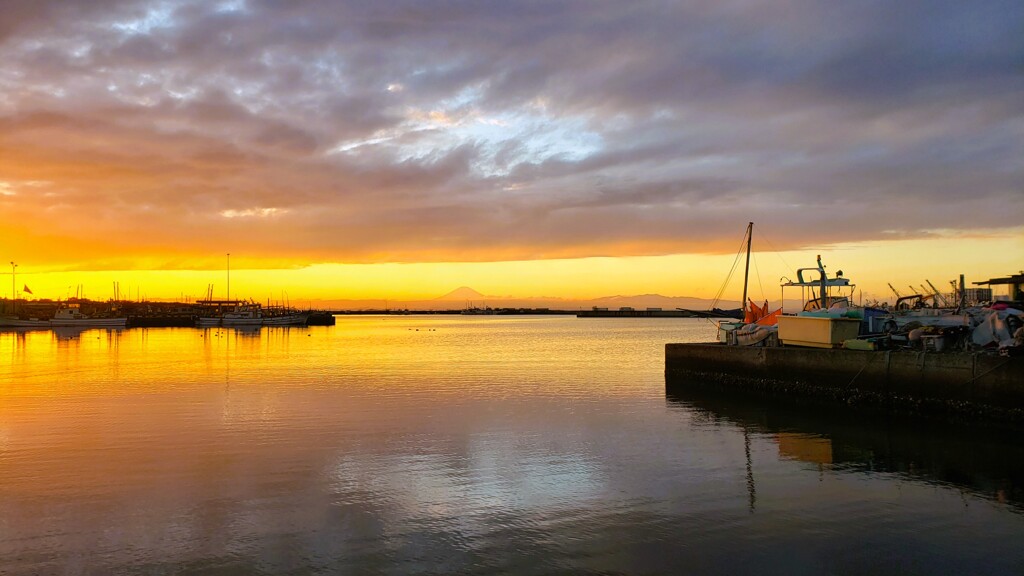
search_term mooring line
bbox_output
[845,350,883,388]
[962,356,1015,386]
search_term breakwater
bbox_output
[665,343,1024,423]
[1,299,337,328]
[579,309,741,318]
[580,310,694,318]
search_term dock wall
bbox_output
[665,343,1024,421]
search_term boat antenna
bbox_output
[741,222,752,318]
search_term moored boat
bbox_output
[196,316,221,327]
[220,303,263,327]
[775,255,861,348]
[262,309,310,326]
[196,300,310,327]
[49,302,128,328]
[1,303,127,329]
[0,316,51,329]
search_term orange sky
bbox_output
[5,228,1021,305]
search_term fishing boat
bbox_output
[49,302,128,328]
[195,300,308,327]
[0,315,50,329]
[220,303,263,327]
[262,308,310,326]
[195,316,221,327]
[774,256,861,348]
[0,302,126,329]
[709,224,860,348]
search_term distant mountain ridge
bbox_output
[434,286,487,301]
[303,286,792,311]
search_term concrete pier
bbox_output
[665,343,1024,422]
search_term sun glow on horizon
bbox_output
[5,228,1020,307]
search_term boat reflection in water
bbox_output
[198,325,264,339]
[229,325,262,337]
[51,326,90,340]
[666,380,1024,512]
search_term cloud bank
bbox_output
[1,0,1021,269]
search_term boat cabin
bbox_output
[779,255,856,313]
[54,302,87,321]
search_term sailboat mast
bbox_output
[227,253,231,302]
[741,222,752,318]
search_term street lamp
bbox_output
[9,261,16,314]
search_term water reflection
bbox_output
[2,319,1023,574]
[666,382,1024,511]
[51,326,89,340]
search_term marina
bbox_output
[0,298,334,329]
[665,223,1024,422]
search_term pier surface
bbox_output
[666,343,1024,422]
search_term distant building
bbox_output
[963,288,992,305]
[973,273,1024,302]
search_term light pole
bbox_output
[9,261,16,314]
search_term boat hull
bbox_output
[262,313,310,326]
[49,317,127,328]
[0,317,50,329]
[221,317,263,326]
[1,315,126,329]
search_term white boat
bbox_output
[49,303,127,328]
[262,310,310,326]
[0,316,50,329]
[196,316,221,327]
[195,300,308,327]
[776,256,861,348]
[221,304,263,327]
[195,299,261,327]
[1,302,126,329]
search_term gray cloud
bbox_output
[0,0,1021,268]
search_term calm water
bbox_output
[1,316,1022,575]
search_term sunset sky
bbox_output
[2,0,1021,303]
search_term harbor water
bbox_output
[1,316,1022,574]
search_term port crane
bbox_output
[925,280,950,307]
